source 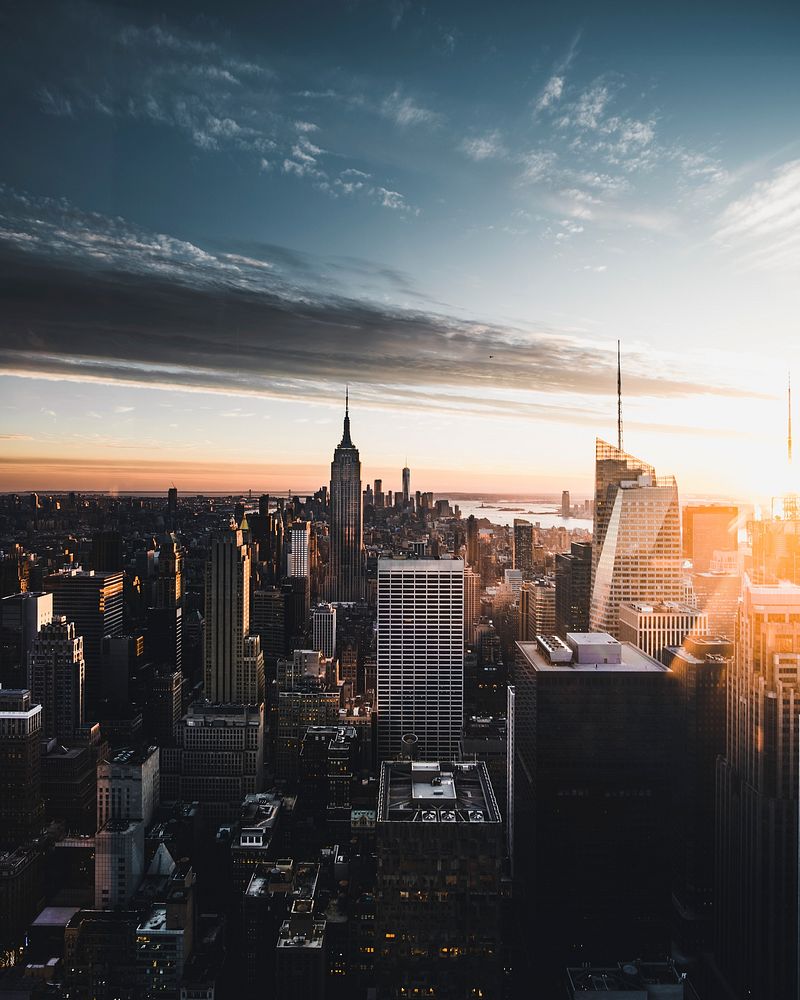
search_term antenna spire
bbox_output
[789,371,793,465]
[346,384,349,416]
[617,340,623,452]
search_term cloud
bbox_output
[0,192,762,427]
[381,89,442,128]
[715,159,800,270]
[114,405,135,413]
[460,132,507,161]
[37,87,73,117]
[536,75,564,112]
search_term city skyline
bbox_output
[2,1,800,498]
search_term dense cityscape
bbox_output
[3,2,800,998]
[1,381,797,999]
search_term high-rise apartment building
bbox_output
[377,558,464,761]
[682,504,738,572]
[555,541,592,637]
[203,525,253,704]
[0,689,44,848]
[44,569,124,709]
[328,396,364,602]
[96,744,160,830]
[312,603,336,659]
[618,601,709,661]
[716,572,800,999]
[590,440,682,636]
[28,616,85,741]
[512,518,534,574]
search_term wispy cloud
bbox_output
[715,159,800,271]
[460,132,507,161]
[380,89,442,128]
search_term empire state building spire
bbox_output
[328,387,364,601]
[341,385,353,447]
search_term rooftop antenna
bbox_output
[789,371,793,466]
[617,340,623,452]
[346,384,349,416]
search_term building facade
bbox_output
[377,558,464,761]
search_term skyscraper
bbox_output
[287,520,311,578]
[312,603,337,659]
[512,518,534,574]
[28,616,85,741]
[203,524,253,704]
[555,541,591,637]
[328,393,364,602]
[402,464,411,506]
[464,566,480,645]
[590,439,682,636]
[466,514,479,568]
[0,689,44,848]
[0,590,53,690]
[716,571,800,999]
[377,558,464,761]
[44,569,124,710]
[682,504,738,572]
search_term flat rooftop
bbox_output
[378,759,500,824]
[566,961,684,994]
[517,635,666,673]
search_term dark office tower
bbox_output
[144,666,182,746]
[375,759,503,999]
[466,514,479,568]
[554,542,592,637]
[154,535,184,609]
[0,544,30,597]
[0,689,44,848]
[374,479,384,509]
[28,616,84,741]
[682,504,738,571]
[716,572,800,1000]
[514,634,673,976]
[512,518,534,574]
[661,635,731,964]
[402,465,411,505]
[0,590,53,689]
[91,530,124,573]
[167,485,178,526]
[204,525,254,704]
[44,569,124,711]
[252,587,287,659]
[328,393,364,602]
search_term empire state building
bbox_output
[329,392,364,602]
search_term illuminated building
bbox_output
[590,440,682,636]
[44,569,124,711]
[716,572,800,999]
[377,558,464,761]
[375,759,503,1000]
[682,504,738,572]
[328,393,364,602]
[618,601,709,660]
[287,520,311,579]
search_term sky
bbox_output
[1,0,800,499]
